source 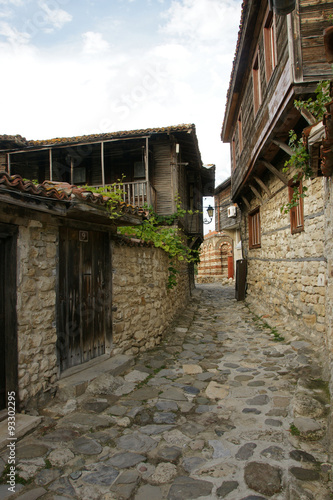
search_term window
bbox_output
[134,161,145,179]
[73,166,86,184]
[249,207,261,248]
[238,111,243,152]
[264,11,277,82]
[289,181,304,234]
[252,50,261,115]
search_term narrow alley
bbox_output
[0,284,332,500]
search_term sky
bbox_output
[0,0,242,231]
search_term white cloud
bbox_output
[161,0,240,47]
[0,0,242,186]
[38,1,72,32]
[0,0,24,5]
[82,31,110,55]
[0,21,30,44]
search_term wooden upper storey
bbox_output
[221,0,333,201]
[0,126,215,242]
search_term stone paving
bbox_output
[0,284,332,500]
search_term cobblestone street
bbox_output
[0,284,332,500]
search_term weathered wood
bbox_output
[0,224,18,410]
[299,108,317,125]
[261,159,289,185]
[58,227,110,372]
[249,183,263,203]
[49,148,53,181]
[241,195,251,210]
[254,175,272,197]
[272,139,293,156]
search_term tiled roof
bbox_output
[225,1,248,104]
[221,0,248,138]
[26,124,196,148]
[0,172,147,218]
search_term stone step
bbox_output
[55,354,135,401]
[0,414,42,451]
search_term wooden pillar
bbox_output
[49,148,53,181]
[101,142,105,187]
[145,137,149,205]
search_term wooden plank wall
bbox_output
[154,142,174,215]
[300,0,333,79]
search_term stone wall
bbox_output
[16,220,59,404]
[1,203,192,408]
[324,177,333,394]
[242,173,327,357]
[111,240,191,355]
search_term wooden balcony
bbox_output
[113,181,156,211]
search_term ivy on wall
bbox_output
[281,81,331,214]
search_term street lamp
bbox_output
[203,205,214,224]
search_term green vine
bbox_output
[294,80,330,122]
[119,198,200,289]
[82,176,127,218]
[281,81,330,214]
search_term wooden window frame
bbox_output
[252,49,261,116]
[264,10,277,82]
[289,180,304,234]
[248,207,261,249]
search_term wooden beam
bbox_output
[70,157,74,185]
[261,159,288,185]
[299,108,317,126]
[101,142,105,187]
[249,184,263,203]
[145,137,150,206]
[254,176,271,197]
[241,195,250,210]
[49,148,53,181]
[272,139,293,156]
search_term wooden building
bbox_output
[0,125,215,249]
[0,124,214,410]
[221,0,333,349]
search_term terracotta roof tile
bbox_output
[27,124,196,148]
[0,172,147,218]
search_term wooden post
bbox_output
[49,148,53,181]
[101,142,105,187]
[7,154,10,175]
[145,137,149,206]
[70,157,74,185]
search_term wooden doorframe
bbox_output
[0,223,18,411]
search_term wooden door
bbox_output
[0,237,6,409]
[58,228,111,372]
[0,225,18,410]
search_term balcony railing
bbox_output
[113,181,156,210]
